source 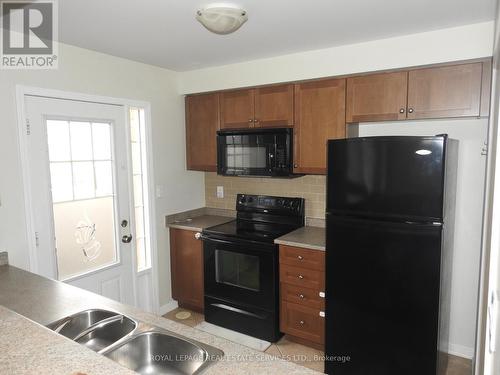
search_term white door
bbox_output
[24,95,136,305]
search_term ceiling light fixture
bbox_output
[196,4,248,35]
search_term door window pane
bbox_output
[95,161,113,197]
[50,162,73,202]
[47,120,70,161]
[92,123,112,160]
[73,161,95,199]
[215,250,260,291]
[70,121,93,160]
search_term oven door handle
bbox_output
[199,235,235,245]
[210,303,268,320]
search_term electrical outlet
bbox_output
[216,186,224,199]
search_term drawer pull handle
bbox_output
[297,255,303,260]
[299,320,305,325]
[299,294,305,299]
[298,275,304,279]
[319,311,325,317]
[319,291,325,298]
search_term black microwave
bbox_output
[217,128,296,177]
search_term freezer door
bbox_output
[327,136,446,221]
[325,216,442,375]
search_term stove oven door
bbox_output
[203,235,277,312]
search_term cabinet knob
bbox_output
[248,119,253,123]
[254,118,259,123]
[297,255,303,260]
[408,108,414,114]
[298,275,304,279]
[194,232,202,240]
[299,294,305,299]
[299,320,305,325]
[399,108,405,114]
[294,164,298,168]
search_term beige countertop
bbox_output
[0,265,319,375]
[275,226,326,251]
[168,215,234,232]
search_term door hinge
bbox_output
[34,231,39,247]
[26,119,31,135]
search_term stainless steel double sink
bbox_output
[46,309,223,375]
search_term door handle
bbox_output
[121,234,133,243]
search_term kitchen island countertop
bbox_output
[0,265,319,375]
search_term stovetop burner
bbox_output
[203,194,305,243]
[203,219,300,243]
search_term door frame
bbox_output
[15,85,160,314]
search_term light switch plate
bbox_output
[216,186,224,199]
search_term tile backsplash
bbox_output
[205,172,326,219]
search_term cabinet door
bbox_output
[254,84,294,127]
[169,228,204,312]
[185,93,219,171]
[407,63,482,119]
[294,79,346,175]
[346,71,408,122]
[220,88,255,129]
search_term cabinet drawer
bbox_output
[281,283,324,309]
[280,245,325,271]
[280,301,324,344]
[280,264,325,290]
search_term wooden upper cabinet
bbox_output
[220,84,294,129]
[346,71,408,123]
[170,228,204,312]
[254,84,294,127]
[294,79,346,175]
[185,93,219,172]
[220,88,254,129]
[407,63,483,119]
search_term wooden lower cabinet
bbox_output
[169,228,204,312]
[279,245,325,349]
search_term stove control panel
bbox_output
[237,194,304,215]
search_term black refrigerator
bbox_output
[325,135,458,375]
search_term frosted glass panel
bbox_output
[54,197,117,280]
[133,175,143,206]
[73,161,95,199]
[136,237,146,271]
[47,120,70,161]
[70,122,93,160]
[50,162,73,202]
[92,123,112,160]
[95,161,113,197]
[131,142,142,174]
[130,109,140,143]
[135,206,144,239]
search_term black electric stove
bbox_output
[202,194,304,342]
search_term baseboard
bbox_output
[158,300,178,316]
[447,343,474,359]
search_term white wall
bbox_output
[0,43,205,306]
[358,119,488,358]
[178,21,494,94]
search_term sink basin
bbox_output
[105,331,223,375]
[47,309,136,352]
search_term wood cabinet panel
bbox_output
[169,228,204,312]
[280,301,324,345]
[220,89,254,129]
[281,283,325,310]
[279,245,325,271]
[185,93,219,171]
[346,71,408,123]
[294,78,346,175]
[407,63,483,119]
[254,84,294,127]
[280,264,325,290]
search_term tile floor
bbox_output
[163,308,472,374]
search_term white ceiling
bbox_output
[59,0,497,71]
